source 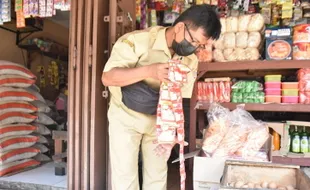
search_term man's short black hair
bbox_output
[173,4,221,40]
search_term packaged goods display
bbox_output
[0,60,54,176]
[298,68,310,104]
[197,78,231,103]
[202,103,270,162]
[213,14,264,62]
[231,81,265,103]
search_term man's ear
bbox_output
[174,22,185,34]
[174,22,185,42]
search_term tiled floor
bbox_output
[0,161,188,190]
[0,162,67,189]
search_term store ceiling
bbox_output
[48,10,70,28]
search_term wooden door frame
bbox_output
[68,0,110,189]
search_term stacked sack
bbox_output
[213,14,265,62]
[0,60,54,176]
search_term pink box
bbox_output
[265,88,281,96]
[282,96,299,104]
[265,82,281,89]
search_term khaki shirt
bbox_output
[104,26,198,112]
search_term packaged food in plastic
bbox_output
[202,103,231,155]
[214,34,225,50]
[298,68,310,81]
[238,15,251,32]
[223,49,234,60]
[197,82,203,101]
[236,32,249,48]
[206,82,214,103]
[299,91,310,104]
[248,14,265,32]
[232,81,263,92]
[299,80,310,91]
[224,32,236,49]
[235,122,269,159]
[213,107,253,157]
[234,48,246,61]
[220,17,226,34]
[248,32,262,48]
[244,47,260,60]
[213,49,226,62]
[231,92,243,103]
[226,17,238,33]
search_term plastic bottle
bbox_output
[273,130,280,151]
[301,126,309,153]
[292,126,301,153]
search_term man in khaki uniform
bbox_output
[102,5,221,190]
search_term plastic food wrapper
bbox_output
[231,91,265,103]
[220,18,226,33]
[224,32,236,49]
[226,17,238,33]
[247,32,262,48]
[299,91,310,104]
[232,81,263,92]
[213,49,226,62]
[197,78,231,103]
[202,103,270,161]
[214,34,225,50]
[236,32,248,48]
[238,15,251,32]
[202,103,231,154]
[248,14,265,32]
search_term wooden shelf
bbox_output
[273,156,310,166]
[196,102,310,113]
[199,60,310,72]
[19,44,68,62]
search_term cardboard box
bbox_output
[269,121,310,158]
[220,160,310,190]
[173,137,272,190]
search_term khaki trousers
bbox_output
[108,102,168,190]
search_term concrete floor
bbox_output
[0,162,66,190]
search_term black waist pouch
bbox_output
[121,81,159,115]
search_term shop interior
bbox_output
[0,0,70,189]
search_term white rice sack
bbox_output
[25,88,45,103]
[0,147,40,165]
[247,32,262,48]
[33,153,51,162]
[236,32,249,48]
[35,113,56,125]
[0,112,37,126]
[0,75,36,88]
[238,15,251,32]
[0,87,40,102]
[32,143,49,153]
[32,123,51,135]
[224,32,236,49]
[0,124,37,139]
[32,134,49,144]
[0,135,39,152]
[0,60,36,79]
[248,14,265,32]
[31,101,51,113]
[226,17,238,33]
[0,101,38,114]
[0,159,40,176]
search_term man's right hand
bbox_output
[149,63,170,83]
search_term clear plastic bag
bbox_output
[202,103,231,155]
[232,81,263,92]
[202,104,270,161]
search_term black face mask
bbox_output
[172,39,197,56]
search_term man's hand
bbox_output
[149,63,170,83]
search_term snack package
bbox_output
[202,103,231,155]
[202,103,269,161]
[232,81,263,92]
[298,68,310,81]
[299,91,310,104]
